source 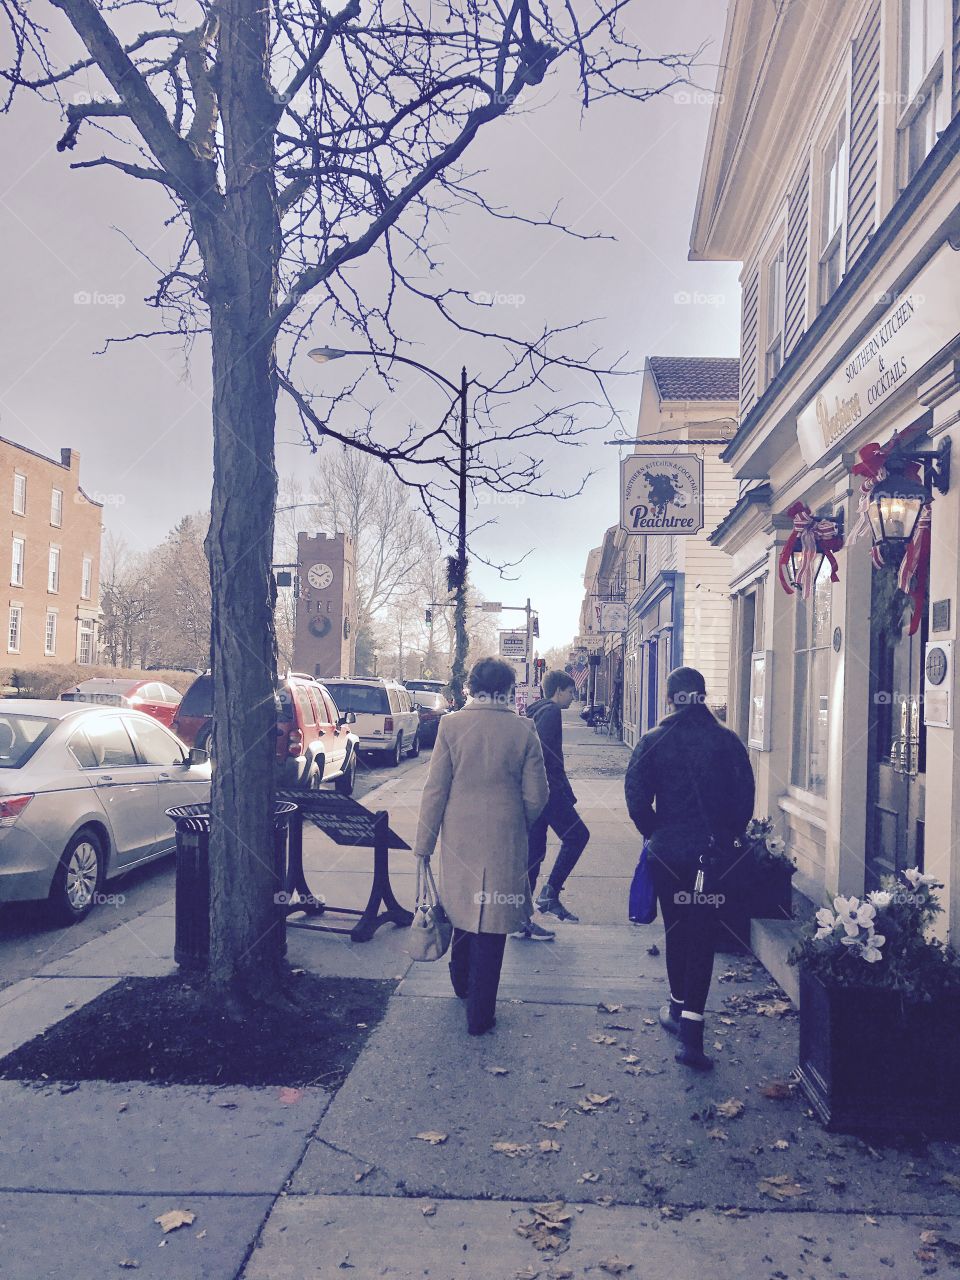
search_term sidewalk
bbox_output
[2,710,960,1278]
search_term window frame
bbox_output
[791,560,833,798]
[10,536,24,588]
[47,545,60,594]
[44,608,58,657]
[77,618,95,665]
[12,473,26,517]
[50,487,63,528]
[762,239,787,386]
[7,604,21,654]
[896,0,947,187]
[817,109,849,308]
[81,555,93,600]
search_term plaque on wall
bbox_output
[932,599,951,633]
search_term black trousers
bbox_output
[649,848,718,1017]
[448,928,506,1033]
[527,798,590,896]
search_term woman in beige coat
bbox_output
[414,657,549,1035]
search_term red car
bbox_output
[61,678,183,728]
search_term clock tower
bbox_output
[292,531,356,677]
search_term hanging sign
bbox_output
[621,455,704,536]
[599,601,628,633]
[499,630,527,658]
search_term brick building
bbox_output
[1,440,102,667]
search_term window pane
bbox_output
[128,717,185,767]
[83,717,137,768]
[51,489,63,526]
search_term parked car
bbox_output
[0,701,210,924]
[62,678,183,728]
[405,678,452,707]
[172,671,359,794]
[323,677,420,766]
[412,690,449,748]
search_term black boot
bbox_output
[659,997,683,1037]
[675,1016,713,1071]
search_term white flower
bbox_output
[867,890,892,908]
[904,867,940,889]
[840,930,886,962]
[814,907,838,939]
[766,836,786,857]
[833,895,876,937]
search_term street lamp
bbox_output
[308,346,472,707]
[866,438,951,553]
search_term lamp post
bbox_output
[308,347,471,706]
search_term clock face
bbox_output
[926,646,948,687]
[307,562,334,590]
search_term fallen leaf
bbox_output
[596,1196,615,1208]
[539,1118,568,1131]
[825,1176,847,1190]
[917,1249,938,1262]
[118,1263,139,1271]
[530,1201,570,1223]
[116,1103,128,1114]
[154,1210,196,1234]
[713,1042,724,1051]
[578,1171,601,1183]
[547,1269,573,1280]
[755,1000,793,1018]
[414,1131,448,1145]
[942,1173,960,1190]
[707,1128,728,1141]
[642,1018,656,1026]
[716,1098,745,1119]
[492,1141,532,1158]
[760,1080,793,1101]
[722,1208,747,1218]
[598,1258,633,1276]
[920,1231,941,1246]
[659,1205,682,1219]
[354,1165,375,1183]
[589,1033,618,1046]
[757,1175,806,1201]
[586,1093,614,1106]
[485,1065,510,1076]
[421,1204,437,1217]
[864,1215,879,1226]
[621,1054,641,1064]
[772,1140,790,1150]
[277,1087,303,1105]
[647,943,660,955]
[719,1017,735,1026]
[599,1002,624,1013]
[538,1139,561,1153]
[515,1267,540,1280]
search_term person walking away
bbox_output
[624,667,755,1071]
[414,657,549,1035]
[522,669,591,928]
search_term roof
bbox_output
[648,356,740,403]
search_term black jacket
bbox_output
[526,698,575,806]
[624,703,755,856]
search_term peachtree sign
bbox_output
[620,455,704,535]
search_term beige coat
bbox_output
[413,699,549,934]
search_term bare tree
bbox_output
[99,533,155,669]
[149,514,212,670]
[4,0,691,1002]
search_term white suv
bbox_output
[322,678,421,767]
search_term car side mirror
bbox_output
[188,747,209,766]
[339,711,357,726]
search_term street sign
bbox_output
[499,630,527,658]
[600,601,628,633]
[621,454,704,536]
[481,601,502,612]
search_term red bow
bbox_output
[778,501,843,598]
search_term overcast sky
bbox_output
[0,1,739,655]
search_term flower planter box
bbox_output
[796,968,960,1135]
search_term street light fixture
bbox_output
[866,438,951,552]
[307,346,472,707]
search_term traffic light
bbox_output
[425,608,433,625]
[534,657,546,682]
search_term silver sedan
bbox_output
[0,700,210,924]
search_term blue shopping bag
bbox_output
[628,841,657,924]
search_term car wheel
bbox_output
[388,734,402,767]
[335,755,356,796]
[48,828,104,925]
[408,731,421,759]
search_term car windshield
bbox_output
[0,714,59,768]
[325,684,389,715]
[178,674,213,717]
[415,693,446,710]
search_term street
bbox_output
[0,748,427,993]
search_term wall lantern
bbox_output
[866,438,951,553]
[778,502,845,598]
[786,509,845,593]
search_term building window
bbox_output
[81,555,93,600]
[12,473,26,516]
[10,537,24,588]
[48,546,60,593]
[8,605,21,654]
[44,609,57,657]
[792,560,833,797]
[78,618,95,666]
[898,0,945,186]
[50,488,63,527]
[763,243,786,385]
[818,114,847,306]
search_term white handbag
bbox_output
[407,859,453,961]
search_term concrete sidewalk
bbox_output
[2,710,960,1278]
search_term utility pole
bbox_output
[450,366,470,708]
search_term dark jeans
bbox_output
[649,847,718,1017]
[448,928,506,1033]
[527,797,590,897]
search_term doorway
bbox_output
[866,562,926,890]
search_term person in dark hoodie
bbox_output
[519,670,591,933]
[624,666,755,1071]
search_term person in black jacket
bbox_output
[624,666,755,1071]
[520,670,591,932]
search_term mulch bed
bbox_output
[0,973,395,1088]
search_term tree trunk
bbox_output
[197,0,284,1001]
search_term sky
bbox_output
[0,1,741,655]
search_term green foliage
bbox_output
[736,817,797,875]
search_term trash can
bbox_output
[166,801,299,973]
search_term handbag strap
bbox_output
[417,858,442,907]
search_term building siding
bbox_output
[784,161,810,357]
[739,267,760,416]
[846,0,881,269]
[954,0,960,117]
